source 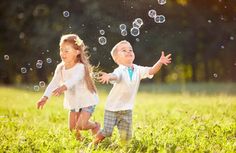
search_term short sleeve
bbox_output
[109,67,122,84]
[138,65,154,80]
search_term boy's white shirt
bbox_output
[105,64,153,111]
[43,62,98,110]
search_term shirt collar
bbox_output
[118,64,135,70]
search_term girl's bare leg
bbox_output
[69,111,82,140]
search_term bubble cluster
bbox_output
[4,55,9,60]
[154,15,165,23]
[119,24,128,37]
[36,60,43,69]
[63,11,70,18]
[98,36,107,45]
[148,9,166,24]
[130,18,143,37]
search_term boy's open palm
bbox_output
[98,72,110,84]
[159,51,172,66]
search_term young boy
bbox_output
[94,40,171,144]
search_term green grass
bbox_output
[0,83,236,153]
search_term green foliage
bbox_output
[0,84,236,152]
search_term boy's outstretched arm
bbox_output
[98,72,118,84]
[149,51,172,75]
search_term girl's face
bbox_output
[116,42,135,65]
[60,42,80,64]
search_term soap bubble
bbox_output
[158,0,166,5]
[39,81,46,88]
[21,67,27,74]
[33,85,40,91]
[130,27,140,37]
[46,58,52,64]
[154,15,165,23]
[148,9,156,18]
[4,55,9,60]
[99,30,105,35]
[119,24,127,30]
[63,11,70,17]
[98,36,107,45]
[121,30,128,36]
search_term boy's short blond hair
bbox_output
[110,40,131,64]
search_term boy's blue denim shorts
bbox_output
[70,105,96,114]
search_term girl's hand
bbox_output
[52,85,67,96]
[159,51,172,66]
[37,96,48,109]
[98,72,110,84]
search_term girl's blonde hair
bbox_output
[59,34,97,93]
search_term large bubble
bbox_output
[130,27,140,37]
[98,36,107,45]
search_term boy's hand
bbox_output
[37,96,48,109]
[159,51,172,66]
[98,72,110,84]
[52,85,67,96]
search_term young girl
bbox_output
[36,34,100,140]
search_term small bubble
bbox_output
[37,60,43,65]
[63,11,70,18]
[221,45,224,49]
[136,38,140,42]
[154,15,165,23]
[230,36,234,40]
[34,85,40,91]
[21,67,27,74]
[19,32,25,39]
[208,20,212,23]
[158,0,166,5]
[46,58,52,63]
[98,36,107,45]
[39,81,46,88]
[134,18,143,27]
[121,30,128,36]
[46,50,50,52]
[213,73,218,78]
[30,68,33,71]
[148,9,156,18]
[4,55,9,60]
[119,24,127,31]
[93,47,97,51]
[36,63,42,69]
[130,27,140,37]
[108,25,111,28]
[99,30,105,35]
[234,63,236,66]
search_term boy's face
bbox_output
[115,42,135,65]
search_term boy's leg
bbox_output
[93,110,117,144]
[117,110,132,141]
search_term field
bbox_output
[0,83,236,153]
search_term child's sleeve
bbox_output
[43,65,62,98]
[109,68,122,84]
[138,65,154,80]
[64,64,84,89]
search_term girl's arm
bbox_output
[149,51,171,75]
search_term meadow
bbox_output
[0,83,236,153]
